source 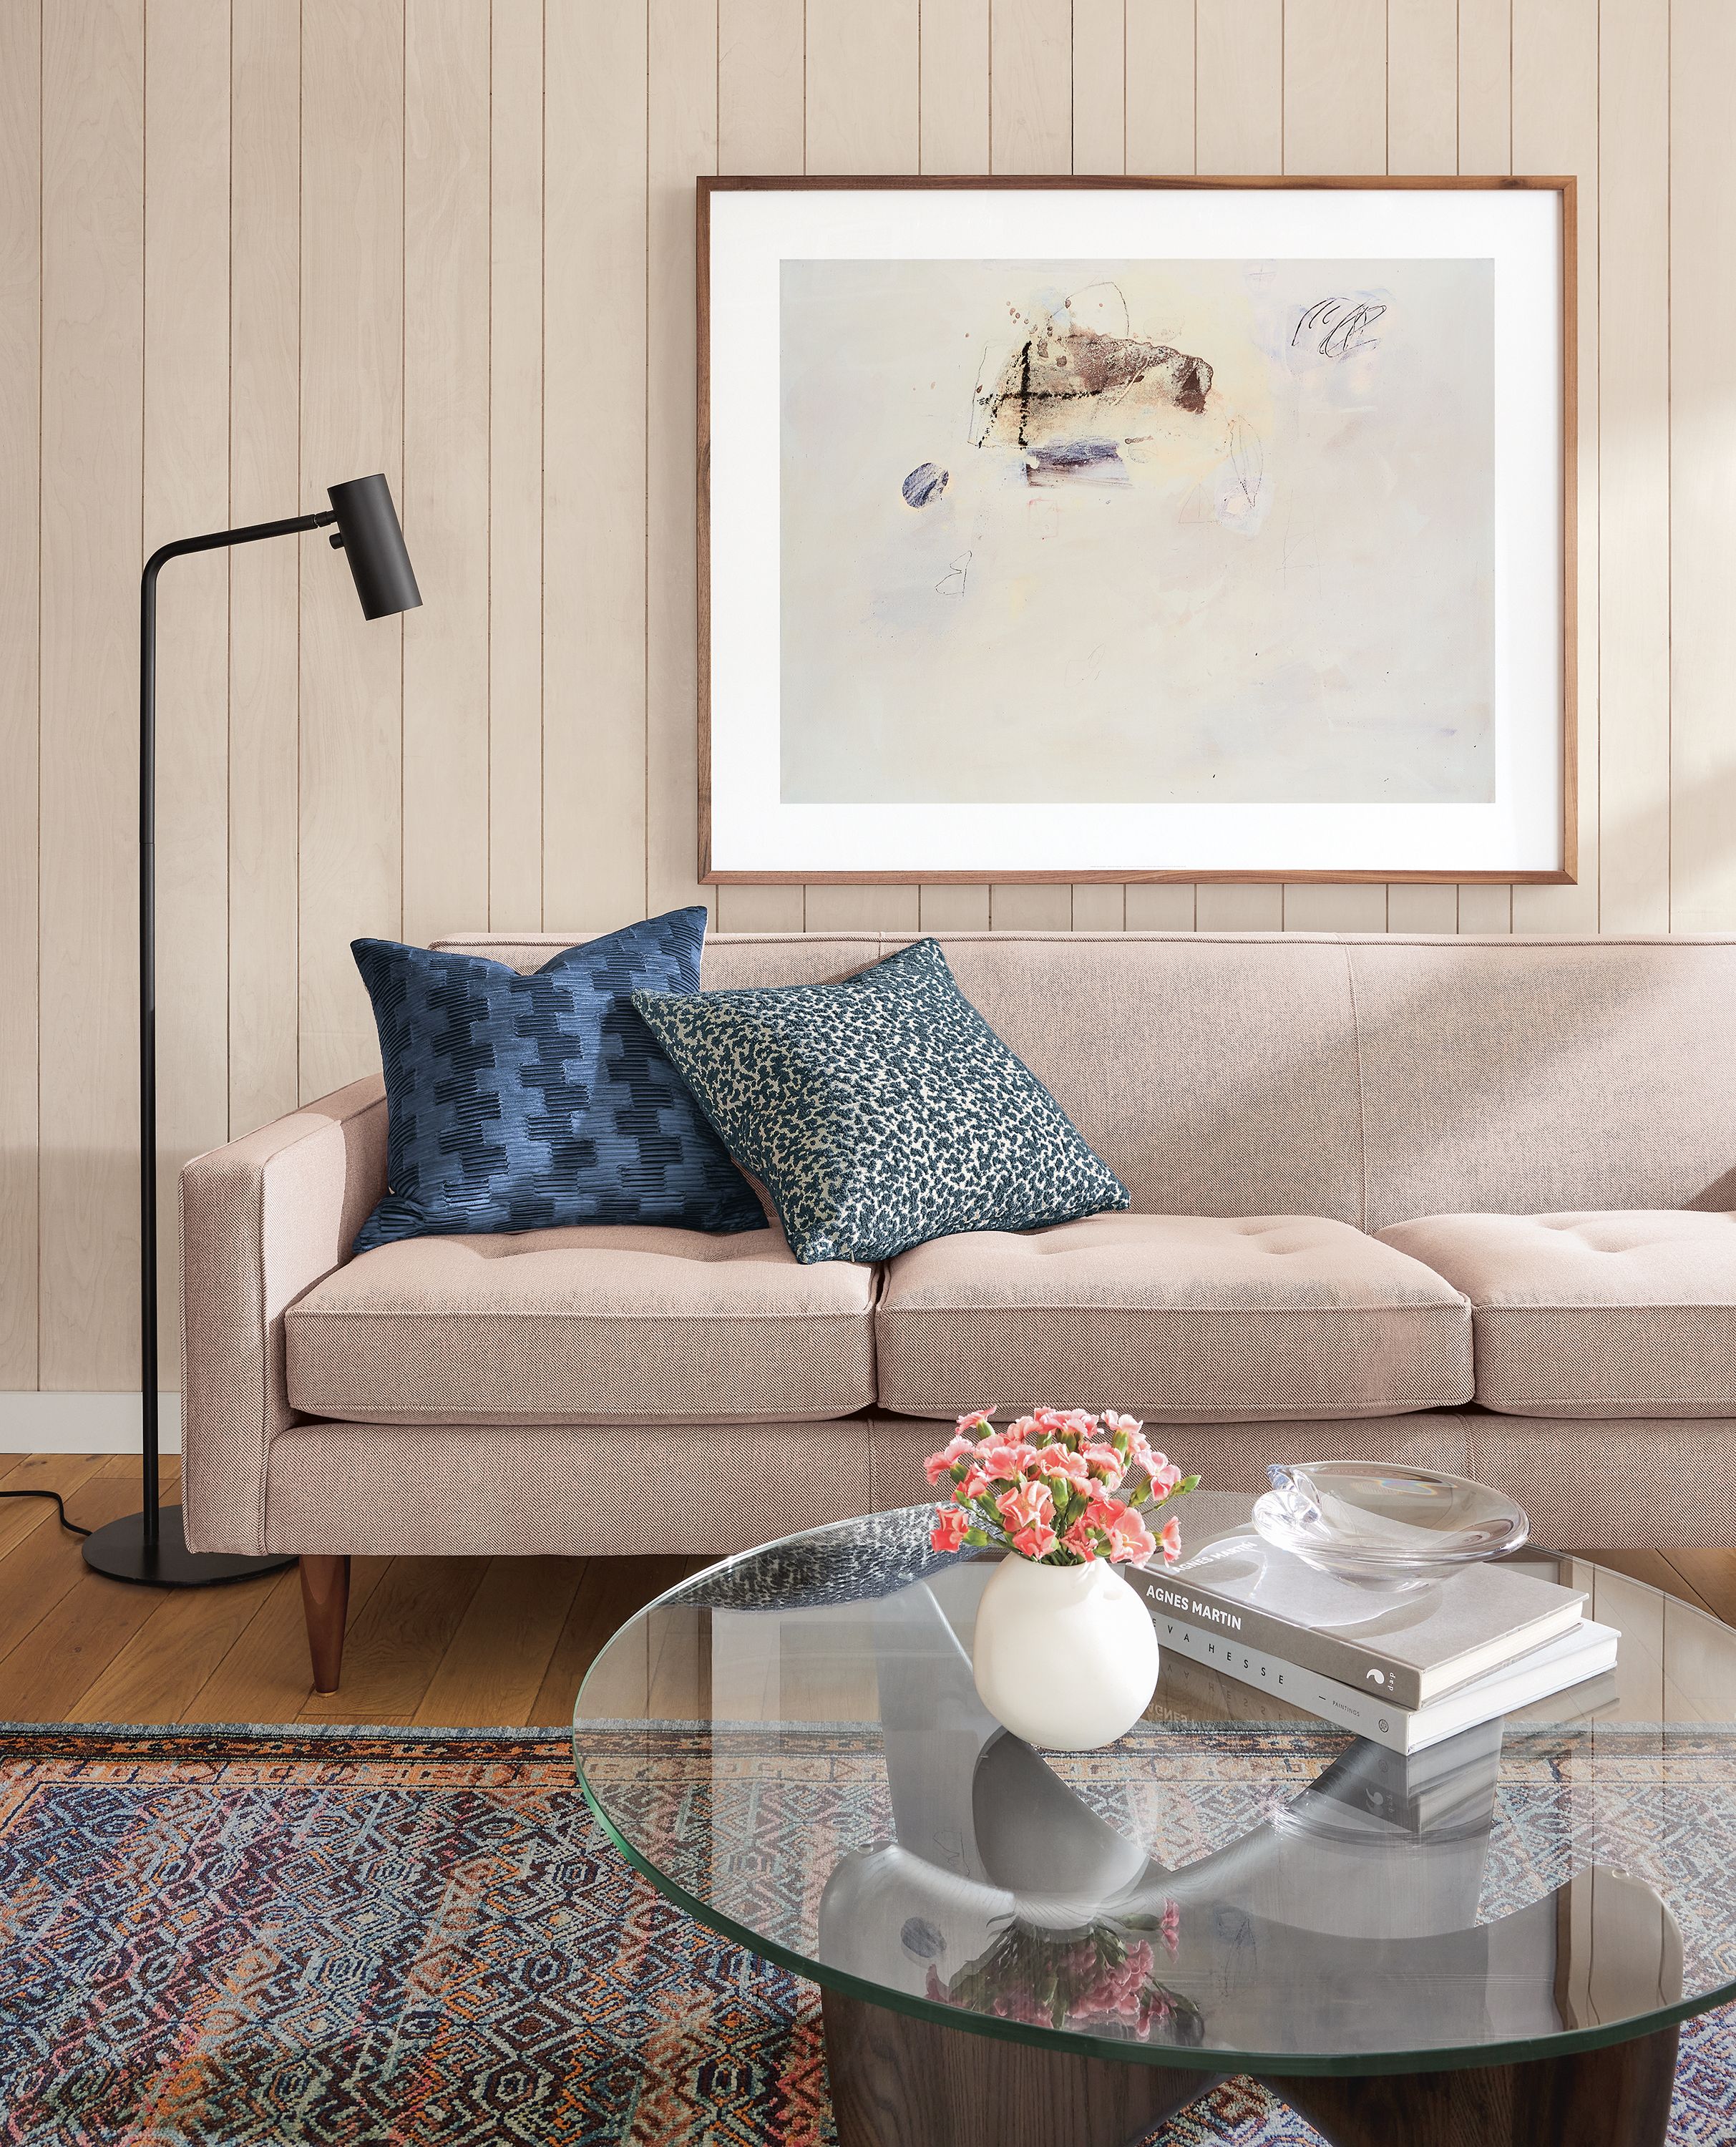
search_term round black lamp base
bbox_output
[81,1505,296,1587]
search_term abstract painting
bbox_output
[703,182,1571,882]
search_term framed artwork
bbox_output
[699,177,1575,885]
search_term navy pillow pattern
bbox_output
[632,936,1130,1265]
[351,909,764,1252]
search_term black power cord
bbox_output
[0,1489,91,1537]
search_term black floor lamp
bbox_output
[80,474,422,1587]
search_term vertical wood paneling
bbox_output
[1196,884,1285,930]
[298,0,404,1099]
[1595,0,1669,930]
[1388,0,1458,172]
[919,887,993,930]
[993,0,1073,173]
[1669,0,1736,931]
[921,0,992,173]
[1512,0,1599,933]
[1073,885,1128,930]
[719,0,805,175]
[807,0,920,172]
[1127,885,1197,929]
[1388,884,1460,931]
[804,882,921,933]
[1073,0,1126,174]
[1126,0,1195,173]
[228,0,301,1134]
[487,0,544,930]
[1284,0,1387,174]
[1196,0,1283,175]
[146,0,230,1376]
[1457,883,1514,931]
[402,0,489,948]
[543,0,646,930]
[1458,0,1513,172]
[645,0,716,922]
[993,886,1074,930]
[1284,886,1388,933]
[39,0,145,1388]
[0,0,40,1382]
[716,0,806,935]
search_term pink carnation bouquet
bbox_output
[924,1407,1199,1567]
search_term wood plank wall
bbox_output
[1,0,1727,1392]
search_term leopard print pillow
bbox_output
[635,937,1129,1264]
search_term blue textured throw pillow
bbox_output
[350,910,764,1252]
[632,937,1130,1264]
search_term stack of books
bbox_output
[1133,1532,1618,1755]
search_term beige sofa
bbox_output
[181,930,1736,1690]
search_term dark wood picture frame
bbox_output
[697,174,1578,887]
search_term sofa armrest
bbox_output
[180,1075,388,1554]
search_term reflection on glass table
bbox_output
[572,1493,1732,2147]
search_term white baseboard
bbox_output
[0,1392,182,1454]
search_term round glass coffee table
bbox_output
[571,1494,1736,2147]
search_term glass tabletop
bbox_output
[570,1492,1736,2077]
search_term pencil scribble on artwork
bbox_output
[935,550,971,598]
[902,462,949,508]
[1293,296,1388,359]
[1226,417,1263,516]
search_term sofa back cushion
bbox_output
[434,932,1736,1230]
[1350,938,1736,1227]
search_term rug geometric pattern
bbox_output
[0,1725,1730,2146]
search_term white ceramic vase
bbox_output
[970,1553,1160,1751]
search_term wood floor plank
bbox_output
[0,1451,109,1563]
[1659,1548,1736,1629]
[411,1557,586,1728]
[180,1555,392,1724]
[0,1579,176,1721]
[0,1458,180,1707]
[297,1555,489,1722]
[68,1567,285,1724]
[527,1554,691,1727]
[1565,1547,1713,1613]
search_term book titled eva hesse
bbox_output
[1131,1531,1586,1711]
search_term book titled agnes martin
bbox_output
[1132,1533,1587,1712]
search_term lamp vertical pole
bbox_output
[139,555,161,1545]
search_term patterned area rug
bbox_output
[0,1724,1730,2146]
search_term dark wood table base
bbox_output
[821,1988,1680,2147]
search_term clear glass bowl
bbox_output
[1251,1461,1530,1582]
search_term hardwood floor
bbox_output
[1,1451,1733,1728]
[0,1454,706,1727]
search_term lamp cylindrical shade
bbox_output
[327,473,422,620]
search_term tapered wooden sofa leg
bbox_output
[300,1554,351,1694]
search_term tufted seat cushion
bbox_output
[875,1212,1473,1423]
[284,1225,876,1426]
[1377,1211,1736,1418]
